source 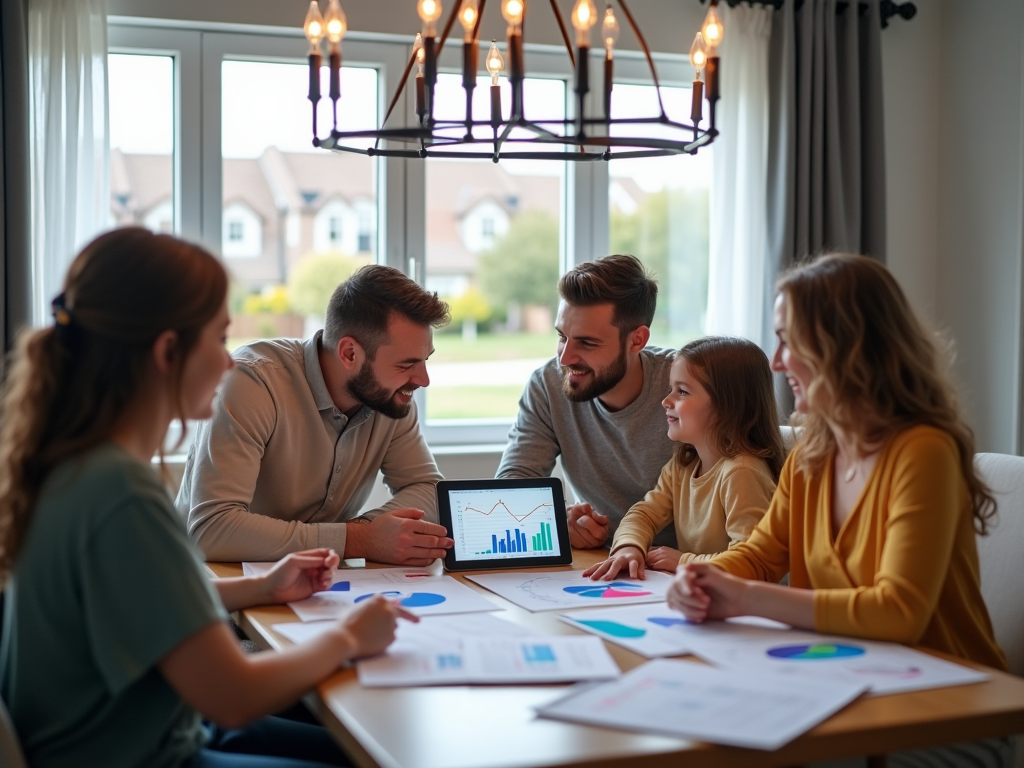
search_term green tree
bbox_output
[288,253,369,318]
[478,210,560,318]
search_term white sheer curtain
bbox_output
[704,2,773,346]
[29,0,109,324]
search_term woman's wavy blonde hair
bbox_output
[0,228,227,581]
[778,253,995,533]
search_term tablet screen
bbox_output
[437,478,573,570]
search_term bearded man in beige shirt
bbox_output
[176,265,454,565]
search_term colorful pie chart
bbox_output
[563,581,654,599]
[767,643,866,660]
[354,591,446,608]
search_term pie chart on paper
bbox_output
[354,591,447,608]
[766,643,866,660]
[562,582,654,600]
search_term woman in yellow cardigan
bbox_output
[667,253,1011,767]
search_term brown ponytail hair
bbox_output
[0,228,228,580]
[777,253,996,534]
[674,336,787,481]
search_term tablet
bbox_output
[436,478,573,571]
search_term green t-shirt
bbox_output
[0,442,227,768]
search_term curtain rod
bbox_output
[699,0,917,28]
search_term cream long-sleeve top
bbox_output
[712,425,1007,670]
[176,332,442,562]
[610,453,776,564]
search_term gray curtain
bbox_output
[1,0,32,373]
[763,0,887,411]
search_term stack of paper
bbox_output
[536,659,867,750]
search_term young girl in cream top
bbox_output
[585,336,786,581]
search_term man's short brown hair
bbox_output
[557,254,658,336]
[323,264,450,358]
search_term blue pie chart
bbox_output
[354,591,446,608]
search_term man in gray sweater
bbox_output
[177,265,454,565]
[497,255,677,549]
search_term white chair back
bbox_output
[0,694,27,768]
[974,453,1024,677]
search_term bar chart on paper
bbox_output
[450,486,562,561]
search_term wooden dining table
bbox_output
[207,552,1024,768]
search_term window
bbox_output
[219,57,378,343]
[608,83,711,350]
[423,74,566,423]
[108,53,175,234]
[106,23,702,449]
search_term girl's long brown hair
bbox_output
[674,336,787,481]
[778,253,995,533]
[0,228,227,580]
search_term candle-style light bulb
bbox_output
[701,3,724,50]
[414,32,425,75]
[601,6,619,59]
[486,40,504,86]
[417,0,443,36]
[689,31,707,76]
[324,0,347,51]
[572,0,598,47]
[501,0,525,30]
[459,0,479,42]
[303,0,325,53]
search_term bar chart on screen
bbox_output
[450,486,562,561]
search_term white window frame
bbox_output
[107,18,694,451]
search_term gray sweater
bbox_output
[496,347,678,547]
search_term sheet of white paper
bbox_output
[286,572,499,621]
[536,658,867,751]
[560,605,790,658]
[681,623,990,696]
[466,570,672,612]
[358,633,620,687]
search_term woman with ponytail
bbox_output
[0,228,414,768]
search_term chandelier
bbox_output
[301,0,726,161]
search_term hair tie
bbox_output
[51,293,73,327]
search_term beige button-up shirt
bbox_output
[176,332,442,561]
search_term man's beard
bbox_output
[346,359,412,419]
[561,342,628,402]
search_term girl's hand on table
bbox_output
[645,546,683,573]
[263,548,341,605]
[582,546,646,580]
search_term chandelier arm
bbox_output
[374,48,420,150]
[547,0,576,69]
[434,0,463,59]
[615,0,667,118]
[471,0,486,41]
